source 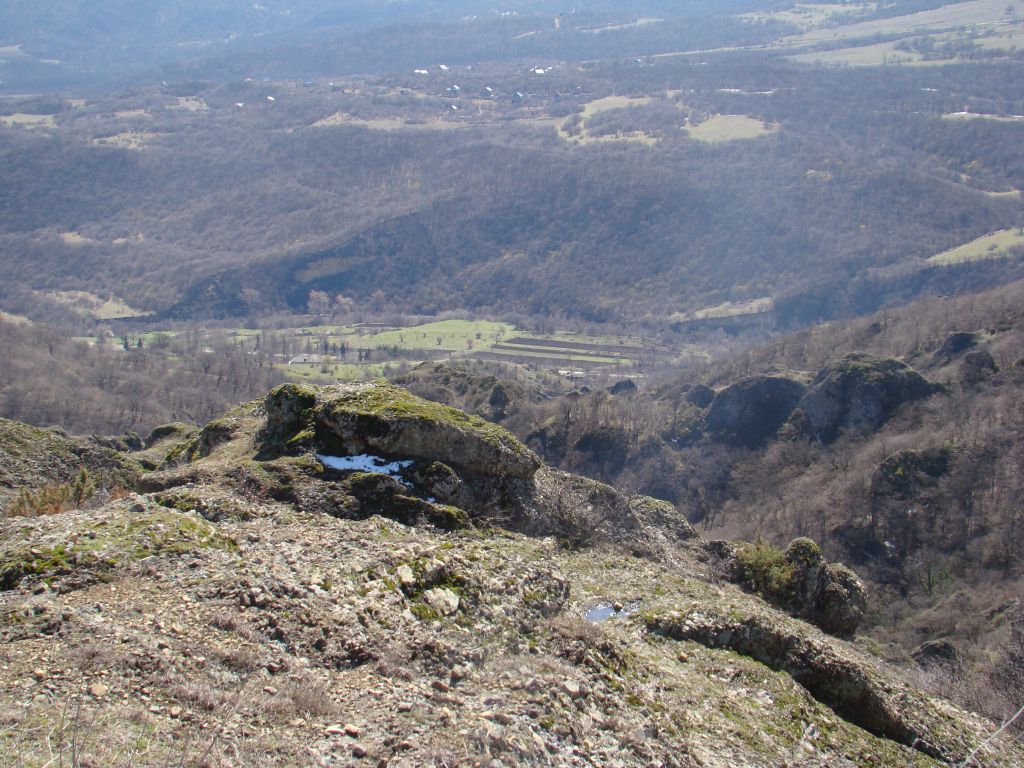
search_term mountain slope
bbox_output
[1,380,1020,766]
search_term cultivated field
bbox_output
[742,3,872,31]
[788,40,925,66]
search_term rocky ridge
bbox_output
[1,381,1020,767]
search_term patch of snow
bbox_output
[317,454,413,478]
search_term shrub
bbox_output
[735,536,796,603]
[6,468,96,517]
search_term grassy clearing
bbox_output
[58,232,97,246]
[676,297,774,321]
[789,0,1012,46]
[0,113,55,128]
[581,17,664,34]
[43,291,148,320]
[782,0,1017,65]
[789,40,925,66]
[581,96,654,119]
[792,24,1022,67]
[291,320,514,354]
[92,131,156,149]
[276,319,654,378]
[0,311,30,326]
[686,115,778,143]
[559,96,659,146]
[173,96,208,112]
[927,228,1024,265]
[112,109,151,120]
[344,319,514,351]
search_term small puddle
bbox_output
[584,601,637,622]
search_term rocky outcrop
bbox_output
[715,536,867,636]
[292,381,541,478]
[796,353,935,444]
[683,383,715,408]
[705,374,806,448]
[913,638,963,669]
[783,538,867,637]
[608,379,637,395]
[645,597,990,765]
[932,331,979,365]
[143,381,691,553]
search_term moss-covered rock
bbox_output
[258,382,318,453]
[314,381,540,478]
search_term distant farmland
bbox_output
[474,335,654,374]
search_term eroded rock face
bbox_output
[796,353,935,444]
[705,375,806,448]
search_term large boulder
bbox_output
[797,353,935,444]
[705,375,806,448]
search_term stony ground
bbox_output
[1,382,1021,767]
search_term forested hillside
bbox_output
[2,54,1023,327]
